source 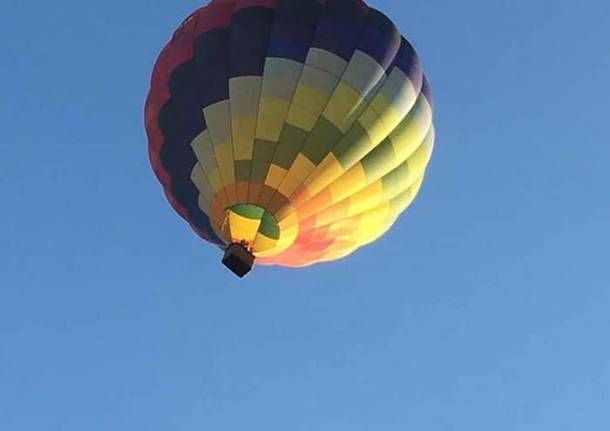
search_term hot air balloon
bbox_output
[145,0,435,277]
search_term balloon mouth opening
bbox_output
[221,204,281,254]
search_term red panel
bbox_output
[145,8,214,242]
[192,2,235,35]
[234,0,279,11]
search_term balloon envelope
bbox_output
[145,0,435,269]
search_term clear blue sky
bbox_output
[2,1,609,430]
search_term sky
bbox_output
[1,0,609,430]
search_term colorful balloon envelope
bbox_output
[145,0,435,276]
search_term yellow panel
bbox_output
[264,164,288,189]
[322,82,366,133]
[305,48,347,77]
[256,97,290,142]
[309,201,350,228]
[286,104,321,132]
[391,99,433,162]
[277,210,298,229]
[392,177,424,215]
[404,129,434,184]
[228,211,261,244]
[328,163,367,203]
[391,126,424,163]
[348,180,384,216]
[190,130,211,154]
[350,202,391,244]
[326,219,359,240]
[285,103,320,132]
[197,194,211,215]
[286,84,330,131]
[254,210,298,258]
[278,154,316,197]
[379,68,419,118]
[232,116,256,160]
[370,94,403,132]
[252,233,277,254]
[190,164,215,204]
[207,169,224,192]
[358,107,392,146]
[274,200,298,225]
[190,130,217,173]
[229,76,261,117]
[342,50,386,96]
[258,232,295,257]
[214,142,236,185]
[301,153,345,201]
[203,101,232,145]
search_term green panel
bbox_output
[273,124,309,169]
[300,117,343,164]
[380,170,399,200]
[332,123,372,169]
[392,159,411,187]
[231,204,265,220]
[258,212,280,240]
[361,139,396,181]
[235,160,252,182]
[250,139,278,182]
[230,204,280,240]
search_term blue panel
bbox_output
[194,29,230,107]
[158,99,223,245]
[394,38,423,92]
[277,0,323,27]
[266,21,313,62]
[168,61,202,114]
[357,9,401,70]
[197,63,230,108]
[421,76,434,110]
[229,6,275,77]
[325,0,369,23]
[312,17,360,61]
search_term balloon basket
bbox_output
[222,243,255,278]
